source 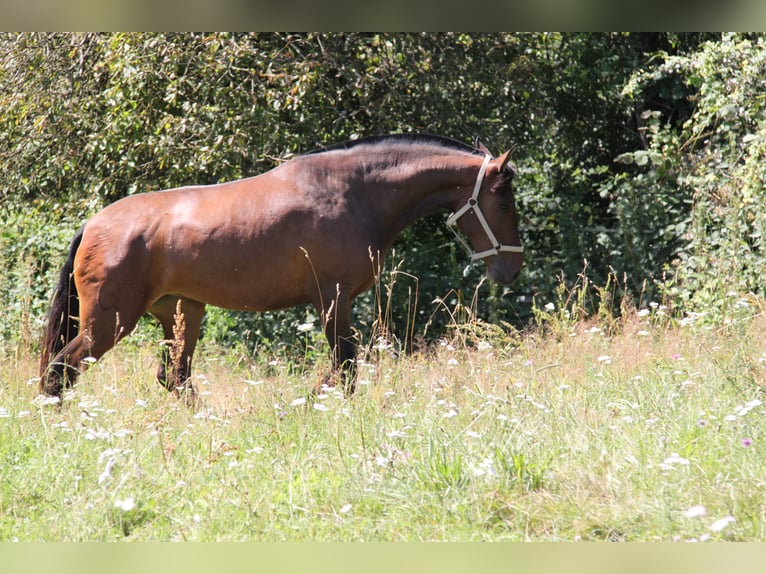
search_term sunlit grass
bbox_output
[1,298,765,541]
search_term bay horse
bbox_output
[39,134,523,401]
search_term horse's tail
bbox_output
[39,226,84,380]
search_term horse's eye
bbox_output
[499,202,509,211]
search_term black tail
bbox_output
[39,226,84,380]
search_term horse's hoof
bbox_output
[175,384,198,408]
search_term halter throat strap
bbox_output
[446,154,524,261]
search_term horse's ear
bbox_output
[496,149,513,171]
[474,137,493,156]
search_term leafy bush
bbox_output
[618,33,766,317]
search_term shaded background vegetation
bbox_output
[1,33,763,356]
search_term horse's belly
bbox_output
[167,259,314,312]
[199,282,311,312]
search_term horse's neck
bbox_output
[371,155,478,231]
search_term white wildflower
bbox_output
[114,497,136,512]
[709,516,735,532]
[658,452,690,470]
[242,379,263,386]
[374,337,392,350]
[683,505,707,518]
[85,428,111,441]
[735,399,762,417]
[32,394,60,406]
[472,457,497,477]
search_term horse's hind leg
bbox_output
[41,332,95,398]
[149,295,205,402]
[42,304,141,398]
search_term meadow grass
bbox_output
[1,299,765,541]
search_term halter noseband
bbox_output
[446,154,524,261]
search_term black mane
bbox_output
[304,134,485,157]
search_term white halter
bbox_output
[446,154,524,261]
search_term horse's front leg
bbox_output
[333,331,357,395]
[317,290,357,396]
[149,296,206,406]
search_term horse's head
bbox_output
[446,145,524,285]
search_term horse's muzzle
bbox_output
[486,259,522,285]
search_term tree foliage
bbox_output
[2,32,761,352]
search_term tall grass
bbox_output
[2,267,766,540]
